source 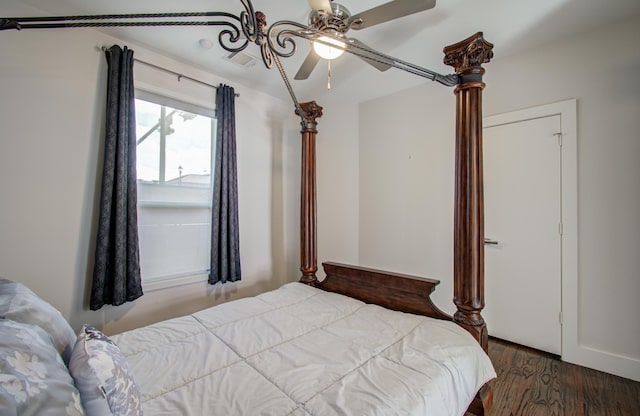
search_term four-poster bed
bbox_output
[1,3,495,415]
[293,32,495,415]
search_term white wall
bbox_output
[359,84,456,312]
[358,16,640,381]
[0,1,301,335]
[315,96,360,273]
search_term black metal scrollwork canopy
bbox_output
[1,0,459,120]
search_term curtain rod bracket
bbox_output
[0,18,21,31]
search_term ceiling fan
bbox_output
[294,0,437,80]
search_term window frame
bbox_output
[134,89,217,291]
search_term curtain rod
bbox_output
[101,46,239,97]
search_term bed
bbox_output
[0,268,494,416]
[0,6,496,415]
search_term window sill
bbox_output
[138,201,211,209]
[142,271,208,292]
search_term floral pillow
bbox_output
[69,325,142,416]
[0,276,76,365]
[0,318,85,415]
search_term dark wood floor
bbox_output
[476,337,640,416]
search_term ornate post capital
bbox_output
[443,32,494,78]
[296,101,323,131]
[255,11,267,32]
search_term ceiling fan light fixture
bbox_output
[313,36,345,60]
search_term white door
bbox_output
[483,114,562,355]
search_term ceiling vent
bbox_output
[225,51,258,68]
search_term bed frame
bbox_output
[295,32,494,415]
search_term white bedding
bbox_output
[111,282,496,416]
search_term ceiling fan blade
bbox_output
[308,0,332,12]
[349,38,392,72]
[349,0,436,30]
[294,50,321,80]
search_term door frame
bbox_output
[484,99,577,360]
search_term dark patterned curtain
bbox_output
[90,45,143,310]
[209,84,241,284]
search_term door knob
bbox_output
[484,238,499,245]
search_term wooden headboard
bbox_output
[319,262,451,321]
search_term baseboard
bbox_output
[563,344,640,382]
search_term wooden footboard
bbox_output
[466,384,493,416]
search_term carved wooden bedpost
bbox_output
[296,101,323,285]
[444,33,494,353]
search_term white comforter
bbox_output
[111,282,496,416]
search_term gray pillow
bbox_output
[0,277,76,365]
[69,325,143,416]
[0,318,85,415]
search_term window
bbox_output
[135,91,216,285]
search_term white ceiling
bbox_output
[11,0,640,104]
